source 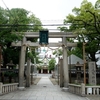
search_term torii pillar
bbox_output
[62,37,69,87]
[19,37,26,90]
[26,58,31,87]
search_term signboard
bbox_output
[39,30,48,45]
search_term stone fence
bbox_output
[85,86,100,95]
[0,82,18,95]
[68,83,100,96]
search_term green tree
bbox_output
[53,48,63,57]
[0,7,43,66]
[26,14,43,63]
[48,58,56,71]
[59,0,100,63]
[29,14,43,31]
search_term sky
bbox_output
[0,0,95,25]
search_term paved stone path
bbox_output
[0,75,91,100]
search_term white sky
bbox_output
[0,0,95,24]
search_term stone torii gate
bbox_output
[12,32,77,90]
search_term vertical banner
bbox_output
[88,62,96,85]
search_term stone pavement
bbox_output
[87,96,100,100]
[0,74,92,100]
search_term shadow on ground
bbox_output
[33,76,41,85]
[49,77,58,85]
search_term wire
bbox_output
[0,24,68,26]
[41,20,64,22]
[1,0,14,18]
[1,0,9,10]
[48,46,61,50]
[1,0,24,27]
[1,22,99,27]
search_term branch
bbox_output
[86,10,100,34]
[74,19,92,28]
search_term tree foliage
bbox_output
[48,58,56,71]
[53,48,63,57]
[0,7,43,66]
[60,0,100,64]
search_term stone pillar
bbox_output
[0,82,2,95]
[19,37,26,90]
[81,83,85,96]
[0,46,1,82]
[48,70,49,74]
[62,37,69,87]
[59,58,64,87]
[26,59,31,87]
[31,65,34,84]
[34,58,37,73]
[88,62,96,85]
[41,69,43,73]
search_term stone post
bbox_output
[19,37,26,90]
[41,69,43,73]
[59,58,64,87]
[48,70,49,74]
[0,46,1,82]
[62,37,69,87]
[34,58,37,73]
[88,62,96,85]
[26,59,31,87]
[81,83,85,96]
[0,82,2,95]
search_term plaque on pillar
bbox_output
[88,62,96,85]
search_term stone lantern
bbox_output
[6,60,15,83]
[6,60,15,69]
[75,61,83,83]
